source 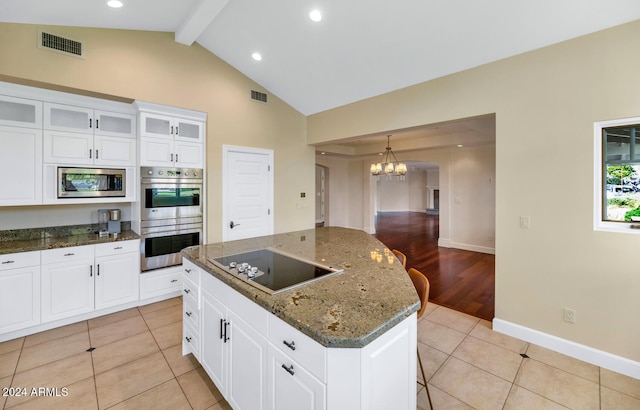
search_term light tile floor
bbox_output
[1,297,638,409]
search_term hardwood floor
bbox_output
[374,211,495,321]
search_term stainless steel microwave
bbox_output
[58,167,126,198]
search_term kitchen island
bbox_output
[181,227,420,410]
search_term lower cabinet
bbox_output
[0,251,41,334]
[139,266,182,301]
[200,282,269,410]
[41,240,139,323]
[184,258,416,410]
[267,344,326,410]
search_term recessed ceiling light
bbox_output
[252,52,262,61]
[457,144,463,148]
[107,0,123,8]
[309,9,322,22]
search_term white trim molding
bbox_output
[438,238,495,255]
[493,318,640,380]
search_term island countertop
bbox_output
[181,226,420,348]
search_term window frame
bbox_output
[594,116,640,233]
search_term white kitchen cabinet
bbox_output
[43,130,135,166]
[94,241,140,310]
[200,272,269,410]
[43,102,136,166]
[41,246,95,323]
[136,102,206,168]
[0,94,42,129]
[139,265,183,302]
[0,251,41,334]
[139,112,203,142]
[44,102,135,138]
[267,344,326,410]
[0,125,42,206]
[41,240,141,322]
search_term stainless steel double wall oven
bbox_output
[140,166,203,271]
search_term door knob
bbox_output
[230,221,240,229]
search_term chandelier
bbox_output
[370,135,407,179]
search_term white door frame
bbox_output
[221,144,274,242]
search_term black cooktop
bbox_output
[210,248,342,294]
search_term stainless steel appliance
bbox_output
[58,167,126,198]
[140,166,203,271]
[210,248,343,294]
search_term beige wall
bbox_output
[0,23,313,241]
[309,21,640,362]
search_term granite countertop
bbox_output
[0,223,140,255]
[182,226,420,349]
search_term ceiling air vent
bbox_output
[251,90,268,103]
[38,30,84,58]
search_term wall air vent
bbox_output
[38,30,84,58]
[251,90,268,103]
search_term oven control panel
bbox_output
[141,166,202,179]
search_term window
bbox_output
[594,117,640,232]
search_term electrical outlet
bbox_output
[563,308,576,323]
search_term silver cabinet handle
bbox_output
[64,253,75,256]
[283,340,296,351]
[114,246,122,250]
[171,279,178,283]
[281,364,295,376]
[1,260,15,264]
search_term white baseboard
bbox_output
[493,318,640,380]
[438,238,495,255]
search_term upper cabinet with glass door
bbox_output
[44,102,135,139]
[139,112,204,143]
[0,95,42,129]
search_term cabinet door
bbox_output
[95,252,139,310]
[0,126,42,205]
[140,137,174,167]
[43,130,93,165]
[44,102,93,133]
[267,345,326,410]
[201,289,227,393]
[174,118,204,143]
[94,135,136,166]
[0,266,41,334]
[227,311,269,410]
[94,110,134,138]
[140,112,173,139]
[174,141,203,168]
[41,258,95,322]
[0,95,42,129]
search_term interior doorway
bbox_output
[315,164,326,226]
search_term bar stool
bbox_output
[392,249,407,268]
[408,267,434,409]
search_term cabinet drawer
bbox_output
[183,321,200,357]
[182,279,199,306]
[42,245,94,265]
[269,315,327,382]
[95,240,139,257]
[139,268,182,300]
[0,251,40,271]
[183,295,200,330]
[182,259,200,285]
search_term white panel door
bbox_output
[94,252,139,310]
[41,258,95,322]
[94,135,136,166]
[222,146,273,241]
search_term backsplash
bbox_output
[0,222,132,242]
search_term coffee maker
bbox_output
[98,208,121,237]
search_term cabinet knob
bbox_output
[281,364,295,376]
[283,340,296,351]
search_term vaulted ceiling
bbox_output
[2,0,640,117]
